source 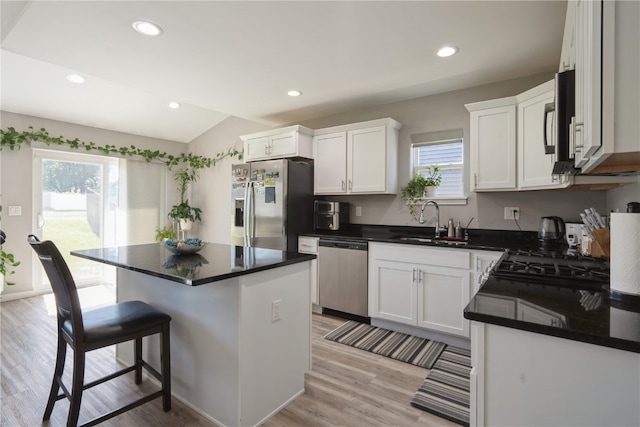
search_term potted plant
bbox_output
[0,206,20,286]
[168,168,202,231]
[400,166,442,219]
[154,226,176,242]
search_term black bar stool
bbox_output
[28,235,172,427]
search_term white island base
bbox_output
[116,261,311,427]
[471,322,640,427]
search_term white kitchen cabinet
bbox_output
[516,81,570,190]
[572,0,603,168]
[369,242,472,337]
[471,250,503,295]
[313,118,401,195]
[558,0,577,72]
[471,322,640,427]
[240,125,313,162]
[369,258,417,325]
[417,265,470,336]
[579,0,640,174]
[466,98,517,191]
[467,81,572,192]
[298,236,319,307]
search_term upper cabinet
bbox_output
[240,125,313,162]
[313,118,401,195]
[516,81,571,190]
[466,84,570,192]
[564,0,640,174]
[573,0,603,168]
[467,97,517,191]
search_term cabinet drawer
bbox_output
[298,237,319,254]
[370,242,470,269]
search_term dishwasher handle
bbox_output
[319,239,368,251]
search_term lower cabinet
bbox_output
[298,236,319,306]
[369,242,473,338]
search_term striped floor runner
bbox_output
[410,345,471,426]
[324,321,447,370]
[325,321,471,426]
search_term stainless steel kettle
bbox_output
[538,216,566,242]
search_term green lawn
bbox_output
[42,210,100,272]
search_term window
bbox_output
[410,129,465,203]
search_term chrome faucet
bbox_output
[419,200,440,237]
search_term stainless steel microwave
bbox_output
[314,201,349,231]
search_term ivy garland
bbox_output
[0,126,244,285]
[0,126,243,169]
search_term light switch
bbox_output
[8,206,22,216]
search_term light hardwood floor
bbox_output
[1,286,456,426]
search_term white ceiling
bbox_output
[1,1,567,143]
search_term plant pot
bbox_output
[179,219,193,231]
[423,186,436,198]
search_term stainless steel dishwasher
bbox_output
[318,238,368,318]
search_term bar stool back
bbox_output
[28,235,172,427]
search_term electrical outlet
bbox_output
[504,207,520,220]
[271,299,282,322]
[355,206,362,217]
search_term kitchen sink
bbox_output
[392,236,468,246]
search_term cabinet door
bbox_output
[244,136,270,161]
[574,0,603,166]
[347,126,387,193]
[298,237,319,305]
[369,259,417,325]
[470,105,517,191]
[269,132,297,158]
[314,132,347,194]
[518,89,569,189]
[472,251,502,295]
[417,265,470,337]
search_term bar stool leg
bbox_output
[161,323,171,411]
[67,350,85,427]
[43,335,67,421]
[135,337,143,384]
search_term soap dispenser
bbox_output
[447,218,455,238]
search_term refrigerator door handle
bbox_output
[244,181,253,246]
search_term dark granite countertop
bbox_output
[302,224,542,252]
[464,275,640,354]
[71,243,315,286]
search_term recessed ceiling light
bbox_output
[287,90,302,97]
[132,20,163,36]
[169,102,181,109]
[66,74,85,84]
[437,46,459,58]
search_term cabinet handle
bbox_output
[474,173,477,189]
[417,268,422,283]
[265,146,269,155]
[341,180,346,191]
[412,268,417,282]
[348,180,352,191]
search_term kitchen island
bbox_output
[464,276,640,427]
[72,243,315,427]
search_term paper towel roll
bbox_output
[610,212,640,296]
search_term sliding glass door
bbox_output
[33,149,118,290]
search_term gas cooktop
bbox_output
[491,249,610,290]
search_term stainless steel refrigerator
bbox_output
[231,159,314,251]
